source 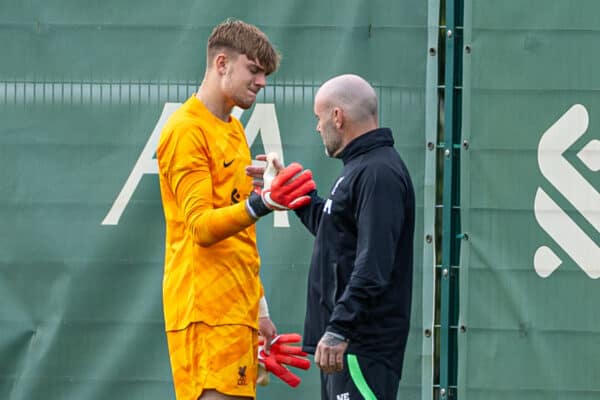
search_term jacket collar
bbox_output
[336,127,395,164]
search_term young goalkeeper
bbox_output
[157,19,315,400]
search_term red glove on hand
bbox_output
[261,162,316,210]
[258,333,311,388]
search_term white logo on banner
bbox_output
[534,104,600,278]
[102,103,290,227]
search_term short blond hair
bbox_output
[207,19,280,75]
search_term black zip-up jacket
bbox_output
[295,127,415,375]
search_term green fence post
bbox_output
[439,0,463,398]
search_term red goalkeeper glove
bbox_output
[246,159,316,218]
[261,162,315,210]
[258,333,311,388]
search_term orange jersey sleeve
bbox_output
[157,95,264,331]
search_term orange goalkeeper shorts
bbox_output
[166,322,259,399]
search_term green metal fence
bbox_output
[458,0,600,399]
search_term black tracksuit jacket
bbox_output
[295,127,415,376]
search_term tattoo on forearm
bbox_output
[322,332,344,346]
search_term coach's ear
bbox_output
[333,107,344,129]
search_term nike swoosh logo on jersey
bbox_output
[223,159,234,167]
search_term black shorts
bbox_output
[320,353,400,400]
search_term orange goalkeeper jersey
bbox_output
[157,95,263,331]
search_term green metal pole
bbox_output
[440,0,462,398]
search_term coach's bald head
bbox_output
[313,74,379,157]
[315,74,378,123]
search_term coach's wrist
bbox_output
[324,330,350,344]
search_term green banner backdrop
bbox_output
[0,1,431,399]
[459,1,600,399]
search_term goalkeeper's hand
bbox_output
[245,153,316,218]
[261,161,315,210]
[245,153,283,191]
[258,333,311,388]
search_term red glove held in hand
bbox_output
[258,333,311,388]
[261,163,316,210]
[270,334,311,370]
